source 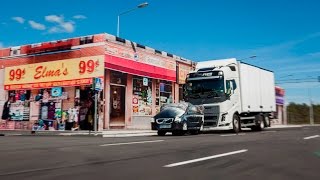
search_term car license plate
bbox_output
[159,124,171,129]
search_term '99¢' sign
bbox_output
[9,68,26,81]
[78,60,100,75]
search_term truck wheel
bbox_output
[157,131,166,136]
[256,116,265,131]
[232,114,241,133]
[264,114,270,127]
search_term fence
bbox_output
[287,104,320,124]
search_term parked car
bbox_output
[151,102,204,136]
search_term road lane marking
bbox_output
[164,149,248,167]
[221,133,246,137]
[100,140,164,147]
[303,135,319,140]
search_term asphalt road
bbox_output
[0,127,320,180]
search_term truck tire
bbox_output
[256,115,265,131]
[232,114,241,133]
[157,131,166,136]
[264,114,270,127]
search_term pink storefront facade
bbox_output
[0,33,194,130]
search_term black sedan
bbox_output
[151,102,204,136]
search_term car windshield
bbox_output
[161,102,188,112]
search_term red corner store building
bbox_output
[0,33,194,130]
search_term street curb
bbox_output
[102,133,156,138]
[268,125,303,129]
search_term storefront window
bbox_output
[6,90,31,121]
[110,70,127,85]
[132,76,152,116]
[155,80,173,113]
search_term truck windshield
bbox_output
[185,78,227,104]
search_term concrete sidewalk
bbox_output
[0,129,156,137]
[269,124,320,129]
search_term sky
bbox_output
[0,0,320,104]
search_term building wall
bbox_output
[125,74,133,128]
[104,69,111,129]
[130,116,152,130]
[0,69,6,119]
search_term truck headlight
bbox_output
[174,117,182,123]
[151,118,155,123]
[221,113,228,122]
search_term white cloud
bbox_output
[60,22,74,33]
[28,20,46,30]
[48,27,61,33]
[73,15,87,19]
[45,15,75,33]
[45,15,64,23]
[12,16,25,24]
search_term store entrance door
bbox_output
[110,85,126,127]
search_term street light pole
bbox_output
[117,15,120,37]
[117,2,149,37]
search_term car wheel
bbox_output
[232,114,241,133]
[157,131,166,136]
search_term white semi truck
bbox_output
[184,58,276,132]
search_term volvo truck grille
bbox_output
[203,106,220,127]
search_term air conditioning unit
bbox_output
[10,46,21,56]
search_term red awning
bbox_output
[105,55,176,81]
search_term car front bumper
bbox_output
[151,122,202,131]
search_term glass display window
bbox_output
[155,80,173,114]
[132,76,152,116]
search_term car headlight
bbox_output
[174,117,182,123]
[151,118,155,123]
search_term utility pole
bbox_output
[308,88,314,125]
